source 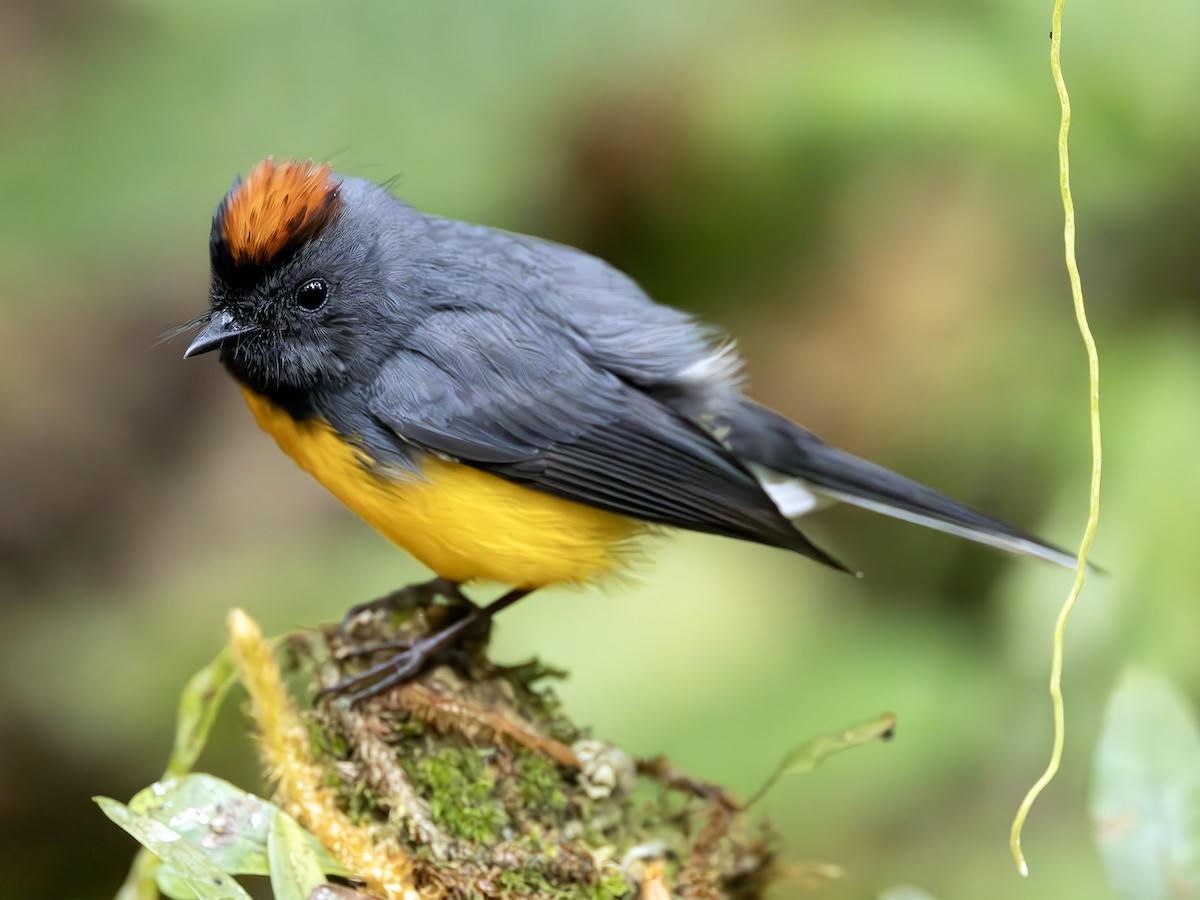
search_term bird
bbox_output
[184,157,1076,702]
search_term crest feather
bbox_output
[214,157,341,269]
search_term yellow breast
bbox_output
[239,386,641,587]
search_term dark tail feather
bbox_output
[728,402,1083,570]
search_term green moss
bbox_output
[498,868,559,898]
[300,617,776,896]
[403,746,508,844]
[389,717,427,741]
[495,864,631,900]
[301,707,348,761]
[593,867,634,900]
[515,749,569,812]
[502,661,581,745]
[340,779,385,826]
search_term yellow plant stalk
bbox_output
[1009,0,1103,875]
[226,608,421,899]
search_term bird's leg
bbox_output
[319,587,532,704]
[338,576,474,638]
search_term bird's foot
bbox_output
[320,610,488,704]
[338,576,472,639]
[320,588,531,705]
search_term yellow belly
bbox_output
[239,386,640,586]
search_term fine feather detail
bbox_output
[674,341,745,389]
[214,157,341,268]
[815,488,1080,569]
[747,465,825,518]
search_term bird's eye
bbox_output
[295,278,328,311]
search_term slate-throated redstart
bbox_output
[184,158,1075,701]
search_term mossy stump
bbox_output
[279,592,777,899]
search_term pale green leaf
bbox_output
[128,773,345,877]
[115,648,240,897]
[746,711,896,805]
[306,888,377,899]
[155,865,200,900]
[166,647,237,777]
[95,796,252,900]
[778,711,897,777]
[268,808,328,900]
[1091,669,1200,899]
[112,847,161,900]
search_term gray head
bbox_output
[185,158,416,395]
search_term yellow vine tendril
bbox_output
[1009,0,1102,876]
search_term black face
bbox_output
[204,251,346,395]
[186,176,418,412]
[188,213,385,403]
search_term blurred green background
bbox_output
[1,0,1197,897]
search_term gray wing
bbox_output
[413,217,741,392]
[365,307,846,568]
[371,208,1077,571]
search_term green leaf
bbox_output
[1091,668,1200,899]
[777,711,898,777]
[95,796,252,900]
[155,864,201,900]
[166,647,237,777]
[127,773,345,878]
[746,711,896,806]
[306,888,376,900]
[112,847,161,900]
[268,808,328,900]
[114,648,240,896]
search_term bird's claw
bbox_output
[318,634,447,704]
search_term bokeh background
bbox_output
[1,0,1197,897]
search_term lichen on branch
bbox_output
[238,596,776,899]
